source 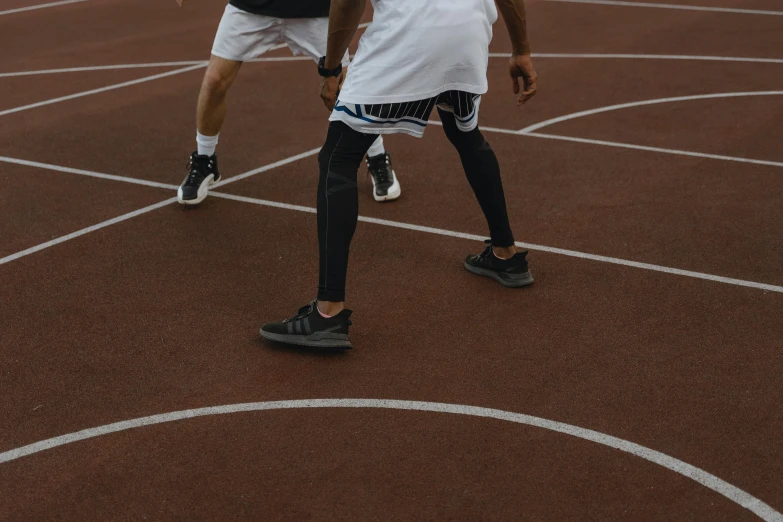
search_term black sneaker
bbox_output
[260,300,353,350]
[366,152,401,202]
[177,152,220,205]
[464,240,534,287]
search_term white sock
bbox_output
[197,131,219,157]
[366,136,386,158]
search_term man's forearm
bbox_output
[325,0,366,69]
[496,0,531,55]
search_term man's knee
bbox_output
[445,125,489,152]
[202,56,241,96]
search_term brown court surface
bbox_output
[1,0,782,520]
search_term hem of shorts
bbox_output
[210,48,258,63]
[337,83,488,105]
[330,117,427,138]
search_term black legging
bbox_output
[316,115,515,302]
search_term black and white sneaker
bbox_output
[177,152,220,205]
[464,240,534,288]
[366,152,401,202]
[260,300,353,350]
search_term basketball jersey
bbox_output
[338,0,498,104]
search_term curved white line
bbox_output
[0,399,780,520]
[544,0,783,16]
[520,91,783,134]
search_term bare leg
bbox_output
[196,55,243,136]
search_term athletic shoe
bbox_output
[366,152,401,202]
[260,300,353,350]
[177,152,221,205]
[464,240,534,287]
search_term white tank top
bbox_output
[338,0,499,104]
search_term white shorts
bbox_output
[211,4,349,65]
[330,91,482,138]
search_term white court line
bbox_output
[212,148,321,188]
[0,156,178,189]
[5,53,783,78]
[0,198,177,266]
[0,149,320,266]
[544,0,783,15]
[428,120,783,168]
[489,53,783,64]
[0,399,780,521]
[523,133,783,168]
[0,64,206,117]
[210,192,783,293]
[520,91,783,134]
[0,0,86,16]
[0,61,207,78]
[3,152,781,292]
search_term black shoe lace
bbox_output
[476,239,493,259]
[284,301,315,323]
[184,157,209,187]
[367,155,391,184]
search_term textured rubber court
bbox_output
[1,0,782,519]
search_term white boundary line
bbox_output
[0,61,207,78]
[0,198,178,266]
[0,399,780,521]
[524,133,783,168]
[0,0,86,16]
[427,120,783,168]
[0,156,178,189]
[0,64,206,117]
[0,149,320,266]
[544,0,783,16]
[2,149,782,292]
[520,91,783,134]
[490,53,783,64]
[5,53,783,78]
[210,192,783,294]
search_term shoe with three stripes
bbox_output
[259,300,353,350]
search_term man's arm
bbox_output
[495,0,537,106]
[325,0,366,69]
[320,0,366,109]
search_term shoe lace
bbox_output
[284,302,315,323]
[184,157,209,186]
[367,154,391,184]
[476,239,493,259]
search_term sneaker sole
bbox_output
[372,170,401,202]
[464,262,534,288]
[177,174,219,205]
[259,329,353,350]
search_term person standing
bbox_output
[260,0,538,349]
[175,0,402,205]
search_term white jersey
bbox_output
[337,0,499,104]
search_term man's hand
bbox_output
[175,0,184,6]
[509,54,537,106]
[319,72,343,111]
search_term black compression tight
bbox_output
[438,109,515,248]
[316,117,515,303]
[317,122,377,302]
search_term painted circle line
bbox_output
[520,91,783,134]
[1,399,780,520]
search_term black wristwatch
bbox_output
[318,56,343,78]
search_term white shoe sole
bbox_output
[372,170,401,202]
[177,174,217,205]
